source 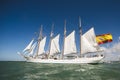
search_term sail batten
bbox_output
[64,30,77,55]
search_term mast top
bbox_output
[39,25,43,41]
[64,20,66,36]
[50,23,54,38]
[118,36,120,42]
[79,16,81,28]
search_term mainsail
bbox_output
[64,30,77,55]
[81,27,100,54]
[23,39,34,52]
[49,34,60,56]
[38,37,46,55]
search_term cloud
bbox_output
[103,41,120,62]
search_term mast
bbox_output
[118,36,120,42]
[47,23,54,59]
[62,20,66,59]
[79,16,82,57]
[35,25,42,58]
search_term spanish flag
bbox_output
[96,33,112,45]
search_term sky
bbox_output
[0,0,120,61]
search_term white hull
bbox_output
[26,56,104,64]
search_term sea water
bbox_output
[0,61,120,80]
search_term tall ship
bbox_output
[18,18,112,64]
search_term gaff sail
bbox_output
[81,27,101,54]
[64,30,77,55]
[49,34,60,56]
[38,37,46,55]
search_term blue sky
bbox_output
[0,0,120,61]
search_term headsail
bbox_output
[29,42,37,56]
[81,27,100,54]
[64,30,77,55]
[49,34,60,56]
[23,39,34,52]
[38,37,46,55]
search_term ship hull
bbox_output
[26,56,104,64]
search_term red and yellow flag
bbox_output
[96,33,112,45]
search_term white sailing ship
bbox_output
[18,18,104,64]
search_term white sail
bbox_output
[64,30,77,55]
[38,37,46,55]
[81,27,100,54]
[23,39,34,52]
[49,34,60,56]
[29,42,37,56]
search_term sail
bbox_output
[23,39,34,52]
[81,27,100,54]
[64,30,77,55]
[29,42,37,56]
[49,34,60,56]
[38,37,46,55]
